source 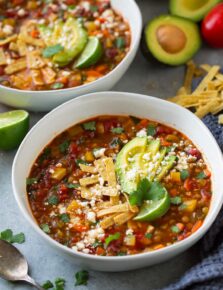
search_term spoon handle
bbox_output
[22,274,44,290]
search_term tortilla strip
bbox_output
[193,65,220,94]
[9,42,18,51]
[5,58,26,74]
[27,50,45,69]
[104,157,117,187]
[123,193,139,213]
[184,60,195,94]
[79,163,97,174]
[0,34,17,46]
[79,175,99,186]
[196,100,219,118]
[41,67,56,84]
[17,39,27,56]
[30,69,44,85]
[94,159,107,180]
[97,203,129,218]
[0,48,6,65]
[18,32,44,47]
[176,86,187,96]
[110,196,120,205]
[80,186,102,200]
[100,213,118,229]
[114,212,135,225]
[97,201,112,209]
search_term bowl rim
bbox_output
[12,91,223,262]
[0,0,142,95]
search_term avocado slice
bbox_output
[156,155,176,181]
[143,15,201,66]
[115,137,147,194]
[170,0,221,22]
[39,18,88,66]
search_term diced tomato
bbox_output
[187,148,201,159]
[96,247,105,255]
[184,178,197,191]
[72,224,89,232]
[156,126,173,135]
[103,120,118,132]
[65,0,77,4]
[12,0,24,5]
[0,66,5,76]
[160,137,171,147]
[69,142,79,155]
[201,189,212,201]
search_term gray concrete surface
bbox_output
[0,0,222,289]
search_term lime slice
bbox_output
[75,36,103,69]
[0,110,29,150]
[134,190,170,221]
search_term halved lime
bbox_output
[0,110,29,150]
[75,36,103,69]
[134,190,170,221]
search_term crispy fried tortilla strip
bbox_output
[27,50,45,69]
[97,203,129,218]
[79,175,99,186]
[18,32,44,47]
[5,58,26,74]
[114,212,136,225]
[110,196,120,205]
[94,159,107,180]
[17,39,27,56]
[184,60,195,94]
[176,86,187,96]
[100,213,118,229]
[79,163,97,174]
[196,100,220,118]
[0,48,6,65]
[41,67,56,84]
[0,34,17,46]
[193,65,220,94]
[81,186,102,200]
[100,186,118,197]
[97,201,112,209]
[123,193,139,213]
[9,42,18,51]
[104,157,117,187]
[30,69,44,85]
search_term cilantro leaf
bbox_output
[48,195,59,205]
[75,159,89,166]
[55,277,65,290]
[117,252,127,256]
[180,169,190,180]
[147,124,156,136]
[145,181,166,201]
[66,183,79,189]
[42,280,54,289]
[171,225,180,233]
[82,121,96,131]
[75,270,89,286]
[60,214,70,223]
[110,137,123,148]
[105,232,120,246]
[129,178,150,206]
[41,223,50,233]
[39,148,51,163]
[170,196,182,205]
[11,233,25,244]
[42,44,63,58]
[130,116,140,124]
[115,37,125,49]
[90,4,98,12]
[59,140,70,153]
[111,127,124,134]
[0,229,25,244]
[196,171,206,179]
[51,82,64,90]
[145,233,152,239]
[26,177,38,185]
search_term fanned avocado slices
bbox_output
[115,137,176,194]
[39,17,88,66]
[169,0,222,22]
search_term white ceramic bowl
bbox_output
[0,0,142,112]
[12,92,223,272]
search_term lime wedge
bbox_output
[0,110,29,150]
[75,36,103,69]
[134,190,170,221]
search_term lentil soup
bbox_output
[27,115,211,256]
[0,0,130,90]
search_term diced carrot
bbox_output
[204,169,211,178]
[96,247,105,255]
[170,172,181,183]
[72,224,89,232]
[57,76,68,84]
[184,178,192,191]
[138,119,149,127]
[191,220,203,233]
[86,70,102,78]
[153,244,164,250]
[103,29,109,37]
[170,188,178,196]
[176,223,184,231]
[160,138,171,147]
[96,64,109,74]
[30,29,39,38]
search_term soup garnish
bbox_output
[0,0,130,90]
[27,115,211,256]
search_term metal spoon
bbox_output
[0,240,44,289]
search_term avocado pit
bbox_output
[156,24,187,54]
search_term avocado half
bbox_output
[143,15,201,66]
[170,0,222,22]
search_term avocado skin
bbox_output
[142,15,201,66]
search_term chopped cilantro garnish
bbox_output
[111,127,124,134]
[147,124,156,136]
[180,169,190,180]
[51,82,64,90]
[117,252,127,256]
[116,37,125,49]
[130,115,140,124]
[42,44,63,58]
[59,140,70,153]
[92,240,103,248]
[0,229,25,244]
[166,146,175,153]
[67,183,79,189]
[90,4,98,12]
[105,232,120,246]
[42,280,54,289]
[196,171,207,179]
[171,225,180,233]
[75,159,89,166]
[75,270,89,286]
[170,196,182,205]
[48,195,59,205]
[60,214,70,223]
[26,177,38,185]
[55,277,66,290]
[110,137,123,148]
[41,223,50,233]
[39,148,51,163]
[82,121,96,131]
[145,233,152,239]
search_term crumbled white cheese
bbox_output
[126,229,134,236]
[17,9,26,16]
[3,25,13,35]
[136,129,147,137]
[126,167,137,180]
[58,205,66,214]
[143,152,151,161]
[76,242,85,250]
[93,148,106,158]
[86,212,96,223]
[82,248,90,254]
